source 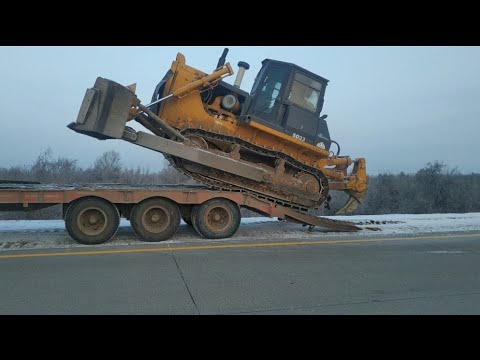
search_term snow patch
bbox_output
[0,213,479,251]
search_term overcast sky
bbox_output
[1,46,479,175]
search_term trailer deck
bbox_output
[0,182,360,245]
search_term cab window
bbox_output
[288,73,322,113]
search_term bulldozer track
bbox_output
[165,128,330,212]
[166,162,359,231]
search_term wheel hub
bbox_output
[88,215,99,225]
[142,207,169,233]
[77,207,108,236]
[150,213,160,222]
[205,206,230,231]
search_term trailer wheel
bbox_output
[65,197,120,245]
[180,205,193,226]
[130,198,181,242]
[192,199,241,239]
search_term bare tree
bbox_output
[92,150,122,182]
[30,147,79,183]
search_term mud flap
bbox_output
[67,77,135,140]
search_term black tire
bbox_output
[180,205,193,226]
[191,198,241,239]
[130,197,181,242]
[65,197,120,245]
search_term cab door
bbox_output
[249,64,291,127]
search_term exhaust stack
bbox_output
[234,61,250,88]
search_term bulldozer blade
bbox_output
[335,195,361,215]
[67,77,135,140]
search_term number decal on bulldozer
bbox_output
[292,133,306,142]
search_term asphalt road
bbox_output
[1,231,480,314]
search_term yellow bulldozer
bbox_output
[68,48,368,215]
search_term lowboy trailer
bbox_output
[0,182,360,245]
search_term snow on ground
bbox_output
[0,220,66,232]
[329,213,480,235]
[1,213,478,235]
[0,213,479,251]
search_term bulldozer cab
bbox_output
[240,59,332,150]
